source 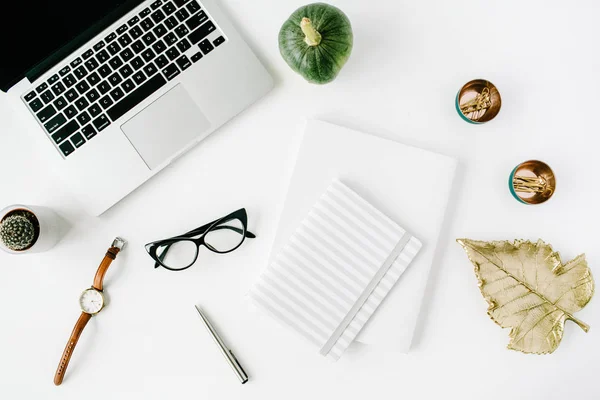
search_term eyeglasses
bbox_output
[145,208,256,271]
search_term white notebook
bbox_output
[256,120,457,353]
[249,180,422,360]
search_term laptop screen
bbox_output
[0,0,144,92]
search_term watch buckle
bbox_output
[112,237,127,251]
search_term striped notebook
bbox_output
[249,180,422,360]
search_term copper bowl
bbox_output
[456,79,502,124]
[509,160,556,205]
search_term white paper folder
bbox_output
[251,120,457,356]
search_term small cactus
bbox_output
[0,212,37,251]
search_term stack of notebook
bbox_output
[250,180,422,360]
[249,120,457,359]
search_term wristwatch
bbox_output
[53,237,126,386]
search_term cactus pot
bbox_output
[0,205,60,254]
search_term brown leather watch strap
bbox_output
[54,238,125,386]
[54,312,92,386]
[92,246,120,291]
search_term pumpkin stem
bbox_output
[301,18,322,46]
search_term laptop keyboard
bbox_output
[22,0,225,158]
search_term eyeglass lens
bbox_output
[204,218,245,252]
[157,240,198,270]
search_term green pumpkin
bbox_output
[279,3,353,84]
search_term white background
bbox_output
[1,0,599,399]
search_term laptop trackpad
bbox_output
[121,84,211,170]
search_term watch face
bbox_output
[79,288,104,314]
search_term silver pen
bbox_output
[194,305,249,384]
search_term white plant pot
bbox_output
[0,205,61,254]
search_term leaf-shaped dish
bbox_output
[457,239,594,354]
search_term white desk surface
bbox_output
[1,1,599,399]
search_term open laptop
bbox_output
[0,0,273,215]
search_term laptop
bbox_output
[0,0,273,215]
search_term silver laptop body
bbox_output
[8,0,273,215]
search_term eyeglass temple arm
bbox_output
[154,224,256,268]
[183,224,256,239]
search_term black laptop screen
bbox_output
[0,0,144,92]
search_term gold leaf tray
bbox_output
[458,238,594,354]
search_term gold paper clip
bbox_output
[513,175,551,195]
[460,87,492,119]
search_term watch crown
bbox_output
[112,237,127,251]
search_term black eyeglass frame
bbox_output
[144,208,256,272]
